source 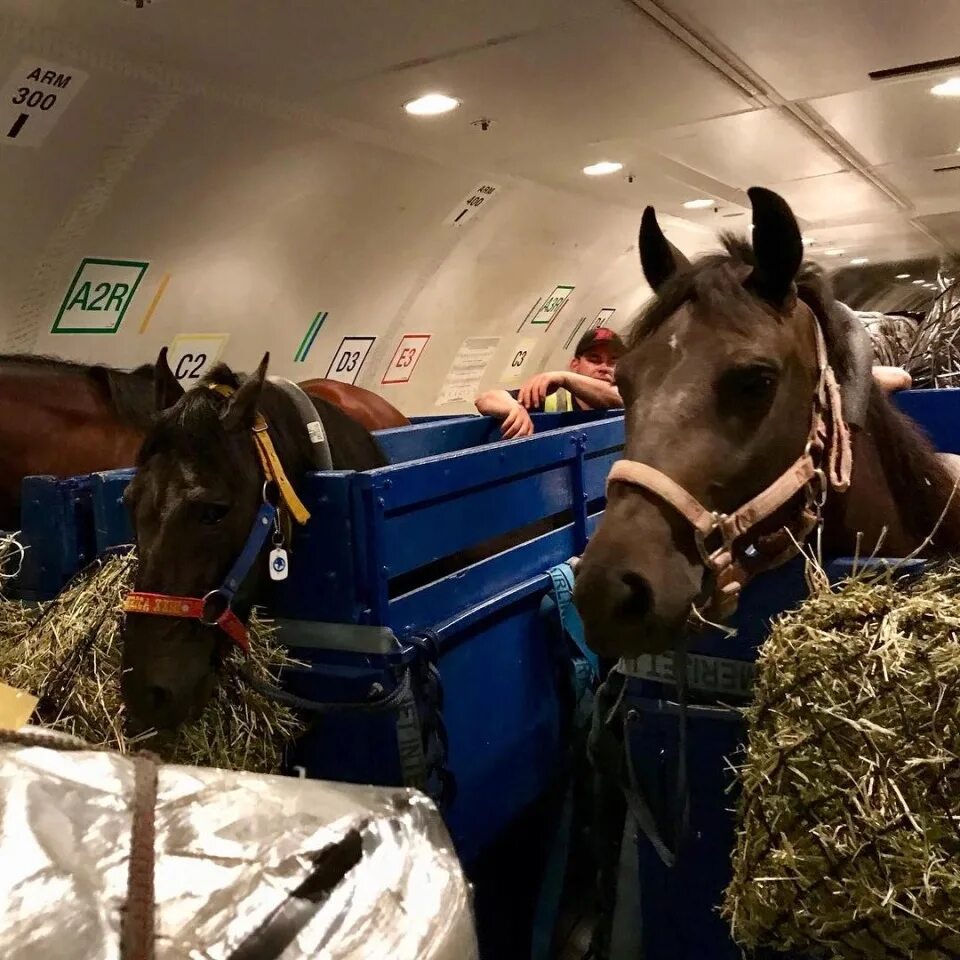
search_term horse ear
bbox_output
[639,206,690,292]
[747,187,803,307]
[221,353,269,432]
[154,347,185,411]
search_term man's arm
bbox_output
[517,371,622,410]
[872,366,912,394]
[562,371,623,409]
[474,389,534,438]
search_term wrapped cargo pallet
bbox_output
[0,728,478,960]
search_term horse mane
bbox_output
[0,352,155,429]
[626,234,960,552]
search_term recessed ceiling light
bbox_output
[403,93,460,116]
[683,198,714,210]
[824,248,845,257]
[896,273,911,279]
[850,257,869,265]
[582,161,623,176]
[932,77,960,97]
[913,279,926,285]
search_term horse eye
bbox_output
[722,364,779,401]
[198,502,231,525]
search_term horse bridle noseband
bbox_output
[122,384,312,654]
[607,301,853,621]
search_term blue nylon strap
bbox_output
[548,562,599,680]
[219,502,277,602]
[530,561,599,960]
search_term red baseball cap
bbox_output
[575,326,626,358]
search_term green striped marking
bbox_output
[295,311,326,362]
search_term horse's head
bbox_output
[574,187,867,658]
[121,350,306,732]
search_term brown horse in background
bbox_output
[0,355,409,529]
[298,378,409,431]
[574,188,960,658]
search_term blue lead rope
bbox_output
[547,561,599,681]
[531,561,598,960]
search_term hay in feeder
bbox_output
[904,279,960,387]
[724,559,960,959]
[0,553,305,773]
[860,310,920,369]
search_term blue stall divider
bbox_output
[894,388,960,453]
[16,475,96,601]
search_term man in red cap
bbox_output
[475,327,624,438]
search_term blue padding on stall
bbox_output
[894,388,960,453]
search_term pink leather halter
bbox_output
[606,300,853,622]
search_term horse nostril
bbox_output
[619,570,652,620]
[146,684,174,713]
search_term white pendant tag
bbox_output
[269,547,289,581]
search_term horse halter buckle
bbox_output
[694,514,730,568]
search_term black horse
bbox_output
[121,349,386,731]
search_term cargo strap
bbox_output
[531,561,599,960]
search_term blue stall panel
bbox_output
[895,388,960,452]
[16,475,96,601]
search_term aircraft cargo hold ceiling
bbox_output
[1,0,958,412]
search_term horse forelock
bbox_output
[198,362,242,391]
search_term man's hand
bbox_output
[517,371,567,409]
[475,389,534,438]
[872,365,912,394]
[500,402,534,439]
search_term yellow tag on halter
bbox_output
[207,384,312,526]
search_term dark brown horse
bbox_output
[574,187,960,658]
[0,355,408,529]
[121,351,388,732]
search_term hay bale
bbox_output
[724,561,960,958]
[904,280,960,387]
[0,553,304,773]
